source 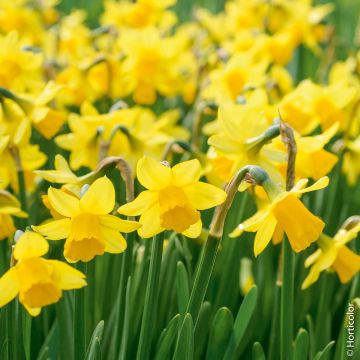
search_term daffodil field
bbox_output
[0,0,360,359]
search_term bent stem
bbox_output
[136,232,165,360]
[279,122,297,360]
[183,165,269,326]
[74,262,87,360]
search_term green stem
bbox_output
[9,146,28,229]
[214,192,249,308]
[74,262,87,360]
[186,234,220,325]
[136,233,164,360]
[281,237,294,360]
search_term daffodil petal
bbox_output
[333,246,360,283]
[24,305,41,317]
[138,205,163,238]
[48,187,80,217]
[295,176,329,194]
[14,232,49,260]
[182,219,202,238]
[101,227,127,253]
[136,156,171,190]
[229,209,269,238]
[48,260,87,290]
[80,177,115,214]
[172,159,202,187]
[184,182,226,210]
[0,267,19,307]
[33,218,71,240]
[99,214,141,232]
[118,191,157,216]
[254,214,277,257]
[304,249,322,268]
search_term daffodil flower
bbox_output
[33,177,141,262]
[208,102,285,186]
[0,231,86,316]
[230,177,329,256]
[343,136,360,186]
[118,156,227,238]
[274,123,338,180]
[302,221,360,289]
[0,189,27,240]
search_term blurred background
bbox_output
[58,0,359,80]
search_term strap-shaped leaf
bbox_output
[206,307,234,360]
[252,342,266,360]
[173,313,194,360]
[313,341,335,360]
[176,261,190,315]
[294,328,309,360]
[85,320,105,360]
[223,286,258,360]
[155,314,180,360]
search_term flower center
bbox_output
[17,259,61,308]
[158,186,200,233]
[65,213,105,262]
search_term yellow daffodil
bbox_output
[201,54,268,104]
[0,135,47,191]
[230,177,329,256]
[0,190,27,240]
[279,80,319,135]
[118,156,227,238]
[17,81,66,139]
[56,103,189,171]
[33,177,141,262]
[208,101,285,186]
[0,31,42,92]
[343,136,360,186]
[0,230,86,316]
[274,123,338,180]
[101,0,176,30]
[302,221,360,289]
[281,79,356,134]
[119,27,193,104]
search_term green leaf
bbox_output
[155,314,180,360]
[306,314,315,359]
[252,342,266,360]
[85,320,104,360]
[56,293,74,360]
[194,301,212,359]
[206,307,234,360]
[313,341,335,360]
[294,328,309,360]
[119,277,132,360]
[173,313,194,360]
[37,321,58,360]
[176,261,190,315]
[223,286,258,360]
